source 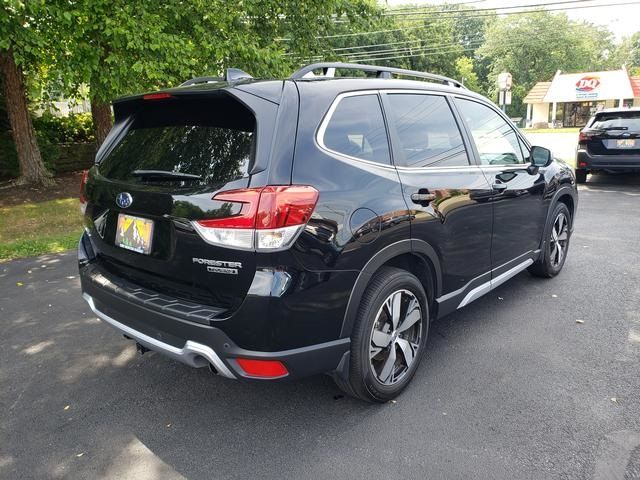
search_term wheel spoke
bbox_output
[551,244,558,264]
[397,305,421,333]
[371,330,392,348]
[390,291,402,329]
[557,231,568,241]
[379,344,396,383]
[558,214,565,233]
[396,338,416,368]
[370,346,383,359]
[556,242,563,263]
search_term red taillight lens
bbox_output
[192,185,319,251]
[143,92,172,101]
[235,358,288,378]
[578,131,590,143]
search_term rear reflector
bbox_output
[143,92,172,100]
[193,185,319,251]
[578,161,587,168]
[235,358,288,378]
[79,169,89,214]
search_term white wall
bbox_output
[530,103,549,128]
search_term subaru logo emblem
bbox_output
[116,192,133,209]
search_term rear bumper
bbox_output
[577,149,640,171]
[79,242,350,381]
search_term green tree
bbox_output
[47,0,377,146]
[455,56,480,92]
[0,0,53,185]
[478,10,615,116]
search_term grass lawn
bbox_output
[0,198,83,262]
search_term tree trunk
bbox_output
[90,97,112,148]
[0,48,53,186]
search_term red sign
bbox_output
[576,76,601,92]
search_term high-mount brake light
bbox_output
[192,185,319,251]
[143,92,172,100]
[79,170,89,214]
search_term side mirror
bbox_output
[530,146,552,167]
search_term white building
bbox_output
[524,67,640,128]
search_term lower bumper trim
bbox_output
[82,293,236,379]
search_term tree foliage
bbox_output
[478,10,617,115]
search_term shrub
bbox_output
[33,112,95,144]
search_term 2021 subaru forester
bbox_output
[78,63,577,402]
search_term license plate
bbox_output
[115,214,154,254]
[616,139,636,148]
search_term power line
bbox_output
[382,0,600,16]
[315,0,640,39]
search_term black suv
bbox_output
[576,107,640,183]
[78,63,577,402]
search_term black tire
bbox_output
[528,203,572,278]
[334,266,429,402]
[575,168,587,184]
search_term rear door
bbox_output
[84,91,276,311]
[453,96,546,271]
[381,91,494,300]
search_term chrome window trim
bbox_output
[316,90,396,170]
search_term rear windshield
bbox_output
[99,95,255,187]
[590,111,640,132]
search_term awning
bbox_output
[543,69,634,103]
[523,81,551,104]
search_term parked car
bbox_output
[78,62,577,402]
[576,107,640,183]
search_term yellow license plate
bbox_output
[616,139,636,148]
[115,214,154,254]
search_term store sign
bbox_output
[575,76,600,99]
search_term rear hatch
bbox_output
[581,110,640,155]
[83,88,277,312]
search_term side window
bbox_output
[385,94,469,168]
[456,98,525,165]
[322,94,390,164]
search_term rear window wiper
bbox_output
[131,170,202,181]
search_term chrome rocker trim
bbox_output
[82,293,236,379]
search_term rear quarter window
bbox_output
[321,94,390,165]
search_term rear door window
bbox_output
[384,93,469,168]
[99,95,255,188]
[322,94,391,165]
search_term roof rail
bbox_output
[290,62,466,89]
[180,68,253,87]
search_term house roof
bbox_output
[630,76,640,97]
[523,81,551,104]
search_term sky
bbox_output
[381,0,640,40]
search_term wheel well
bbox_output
[381,253,437,315]
[557,193,575,219]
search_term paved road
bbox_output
[1,175,640,480]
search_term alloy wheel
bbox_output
[550,212,569,268]
[369,289,422,386]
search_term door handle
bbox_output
[410,192,436,203]
[492,183,508,192]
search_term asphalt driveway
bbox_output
[1,174,639,480]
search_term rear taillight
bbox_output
[578,131,591,144]
[192,185,319,251]
[79,170,89,214]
